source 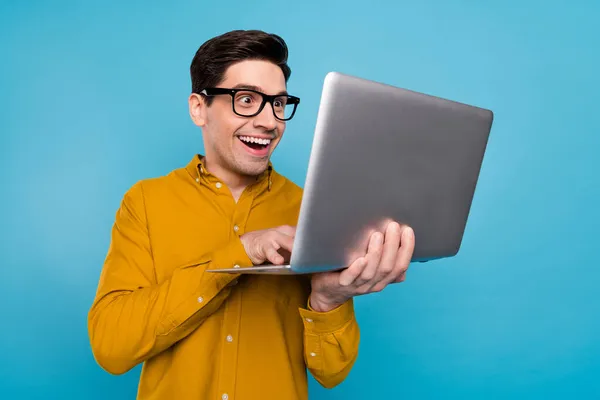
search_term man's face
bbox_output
[190,60,288,178]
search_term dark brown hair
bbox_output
[190,30,292,105]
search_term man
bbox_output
[88,30,415,400]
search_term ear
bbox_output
[189,93,207,127]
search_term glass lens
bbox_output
[233,91,263,116]
[272,96,295,120]
[232,91,295,120]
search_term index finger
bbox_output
[265,231,295,265]
[273,225,296,237]
[338,257,368,287]
[272,231,295,253]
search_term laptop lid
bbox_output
[289,72,493,272]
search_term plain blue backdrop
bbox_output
[1,0,599,399]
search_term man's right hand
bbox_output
[240,225,296,265]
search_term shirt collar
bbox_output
[185,154,274,192]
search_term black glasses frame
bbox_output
[198,87,300,121]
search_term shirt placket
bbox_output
[216,193,254,400]
[217,290,242,400]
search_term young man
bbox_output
[88,30,415,400]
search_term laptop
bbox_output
[207,71,494,275]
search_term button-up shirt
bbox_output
[88,154,360,400]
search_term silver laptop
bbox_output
[208,71,494,275]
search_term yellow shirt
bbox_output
[88,154,360,400]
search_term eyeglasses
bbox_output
[198,87,300,121]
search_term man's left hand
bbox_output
[309,221,415,312]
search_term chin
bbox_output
[236,159,270,177]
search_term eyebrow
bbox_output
[232,83,289,96]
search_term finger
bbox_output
[265,245,285,264]
[263,232,295,265]
[356,231,384,285]
[372,267,406,291]
[392,226,415,283]
[274,225,296,237]
[396,271,407,282]
[373,222,402,283]
[339,257,368,286]
[272,231,295,253]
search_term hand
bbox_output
[240,225,296,265]
[309,222,415,312]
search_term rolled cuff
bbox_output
[299,297,355,334]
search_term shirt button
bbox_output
[226,335,233,342]
[305,318,313,323]
[216,182,222,189]
[195,178,200,183]
[310,352,317,357]
[222,394,228,400]
[233,265,240,269]
[197,296,204,303]
[233,225,239,232]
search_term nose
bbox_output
[253,102,278,131]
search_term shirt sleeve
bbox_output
[298,297,360,388]
[87,181,252,375]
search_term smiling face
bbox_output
[189,59,288,182]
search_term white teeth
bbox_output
[239,136,271,145]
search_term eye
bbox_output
[235,91,259,108]
[273,97,287,108]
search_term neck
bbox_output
[202,156,257,201]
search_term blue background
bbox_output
[1,0,599,399]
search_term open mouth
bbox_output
[237,135,272,152]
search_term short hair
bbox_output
[190,30,292,105]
